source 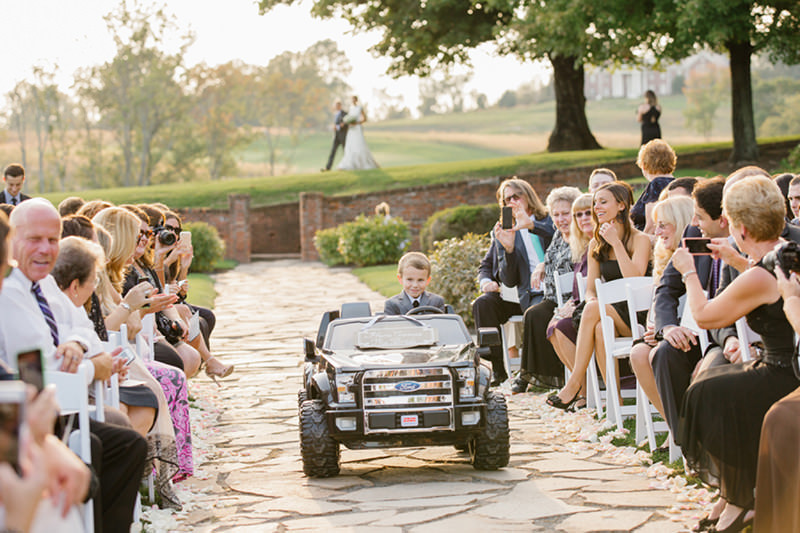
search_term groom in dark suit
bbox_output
[323,101,348,171]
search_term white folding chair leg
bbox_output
[668,432,682,463]
[586,354,604,417]
[635,384,653,450]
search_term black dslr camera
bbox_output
[155,226,177,246]
[762,241,800,275]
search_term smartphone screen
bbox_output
[501,206,513,230]
[17,349,44,393]
[683,237,713,255]
[118,347,136,367]
[0,382,27,474]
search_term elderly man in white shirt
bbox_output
[0,198,105,375]
[0,198,147,533]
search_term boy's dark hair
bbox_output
[790,175,800,188]
[398,252,431,276]
[667,177,698,195]
[61,215,94,240]
[692,177,725,220]
[58,196,86,217]
[3,163,24,179]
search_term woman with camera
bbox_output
[671,176,800,533]
[149,208,231,382]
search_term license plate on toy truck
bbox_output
[400,414,419,427]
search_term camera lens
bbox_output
[158,230,176,246]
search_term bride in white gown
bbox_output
[337,96,379,170]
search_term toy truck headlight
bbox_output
[458,367,476,400]
[335,372,356,404]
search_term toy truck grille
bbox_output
[361,367,454,434]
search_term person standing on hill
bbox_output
[323,100,348,171]
[637,90,662,145]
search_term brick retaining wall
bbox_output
[177,140,799,263]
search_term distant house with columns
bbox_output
[584,51,729,100]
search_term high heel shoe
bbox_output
[692,514,719,532]
[711,507,752,533]
[546,390,580,411]
[205,356,234,386]
[567,396,587,412]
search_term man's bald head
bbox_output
[9,198,61,282]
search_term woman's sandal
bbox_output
[567,396,587,412]
[546,390,580,411]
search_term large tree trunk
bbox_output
[727,40,759,163]
[547,54,601,152]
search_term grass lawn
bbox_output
[44,136,788,211]
[185,273,216,309]
[351,264,398,298]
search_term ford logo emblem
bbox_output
[395,381,421,392]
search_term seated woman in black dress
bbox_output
[546,182,652,410]
[671,176,800,533]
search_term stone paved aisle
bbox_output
[156,260,710,532]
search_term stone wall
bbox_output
[177,140,800,263]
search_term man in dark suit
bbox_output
[323,101,348,171]
[2,163,31,205]
[651,178,731,435]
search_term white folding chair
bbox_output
[46,360,97,533]
[735,316,761,362]
[137,314,156,362]
[596,276,654,430]
[554,271,575,308]
[499,284,523,377]
[635,299,706,461]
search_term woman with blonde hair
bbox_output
[546,194,595,401]
[628,196,694,420]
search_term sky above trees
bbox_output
[3,0,549,110]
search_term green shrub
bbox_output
[420,203,499,251]
[336,214,411,267]
[314,227,345,266]
[184,221,225,273]
[428,233,491,327]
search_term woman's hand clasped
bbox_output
[598,222,622,248]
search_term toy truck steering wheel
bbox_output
[406,306,444,315]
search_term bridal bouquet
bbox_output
[343,109,361,125]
